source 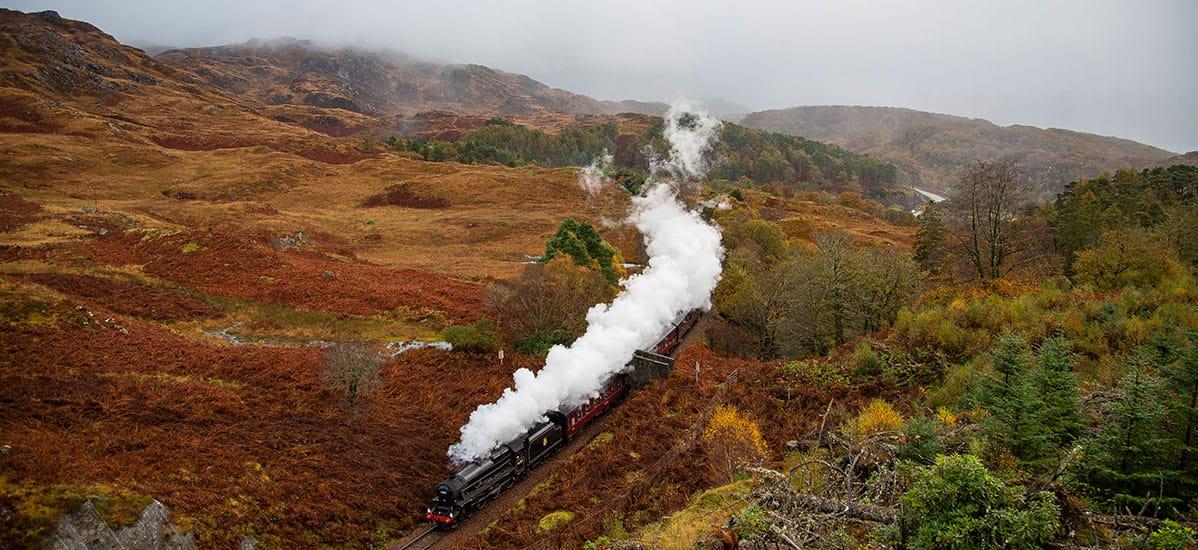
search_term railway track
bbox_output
[389,523,441,550]
[398,311,708,548]
[385,413,620,550]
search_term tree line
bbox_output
[383,118,903,201]
[914,161,1197,286]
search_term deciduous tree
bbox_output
[702,405,769,482]
[489,258,616,355]
[323,341,384,408]
[1072,228,1183,290]
[946,158,1027,280]
[716,230,920,360]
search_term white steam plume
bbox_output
[653,98,722,181]
[578,149,613,197]
[448,100,724,464]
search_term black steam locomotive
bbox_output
[425,310,701,528]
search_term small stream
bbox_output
[203,322,452,355]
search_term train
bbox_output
[424,309,702,528]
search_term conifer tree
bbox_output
[966,338,1050,464]
[541,218,619,285]
[1083,352,1173,511]
[913,200,945,273]
[966,337,1082,470]
[1161,333,1198,486]
[1028,336,1082,452]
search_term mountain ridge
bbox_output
[739,105,1188,198]
[153,37,668,137]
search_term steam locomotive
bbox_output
[425,310,701,528]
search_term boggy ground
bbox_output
[0,162,914,549]
[81,227,484,323]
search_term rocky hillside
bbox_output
[740,105,1185,198]
[0,9,375,162]
[155,38,666,137]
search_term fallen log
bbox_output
[787,493,897,523]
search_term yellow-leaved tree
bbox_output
[847,399,905,443]
[842,399,905,468]
[702,405,770,482]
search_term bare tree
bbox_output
[488,258,615,354]
[323,341,384,407]
[947,158,1027,279]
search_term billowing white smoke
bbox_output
[653,98,723,181]
[448,100,724,464]
[578,149,613,197]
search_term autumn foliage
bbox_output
[702,405,770,482]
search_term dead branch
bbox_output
[786,493,897,523]
[1087,511,1170,531]
[747,467,897,524]
[1030,445,1083,492]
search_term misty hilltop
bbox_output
[8,3,1184,200]
[739,105,1190,198]
[155,38,667,136]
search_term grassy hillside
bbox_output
[5,8,1193,550]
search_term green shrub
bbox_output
[440,318,503,353]
[898,417,945,465]
[541,218,619,285]
[1149,520,1196,550]
[536,510,575,533]
[899,454,1059,549]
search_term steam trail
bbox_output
[578,149,613,197]
[448,100,724,464]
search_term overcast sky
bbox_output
[9,0,1196,152]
